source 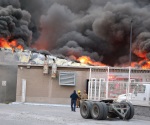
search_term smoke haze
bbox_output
[1,0,150,66]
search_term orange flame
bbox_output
[77,56,106,66]
[133,49,146,59]
[133,49,150,69]
[139,60,150,69]
[0,38,23,51]
[77,55,150,69]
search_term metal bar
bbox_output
[90,79,93,100]
[94,79,97,100]
[111,104,129,119]
[89,68,92,80]
[98,78,101,100]
[106,67,109,99]
[88,79,90,100]
[88,68,92,100]
[127,67,131,101]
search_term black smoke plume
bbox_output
[0,0,150,66]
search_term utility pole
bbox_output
[129,19,133,66]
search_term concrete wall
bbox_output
[16,65,89,104]
[0,64,17,103]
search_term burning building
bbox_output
[0,0,150,68]
[1,0,150,104]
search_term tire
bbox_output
[108,112,118,118]
[80,101,92,119]
[119,101,134,120]
[91,102,104,120]
[101,102,108,120]
[125,102,134,120]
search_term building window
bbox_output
[59,72,76,86]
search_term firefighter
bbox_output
[76,90,81,108]
[81,90,88,100]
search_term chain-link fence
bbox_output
[88,67,150,106]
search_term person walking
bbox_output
[70,90,78,112]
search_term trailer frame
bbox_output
[80,66,150,120]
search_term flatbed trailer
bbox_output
[80,66,150,120]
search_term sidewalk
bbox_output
[11,102,70,107]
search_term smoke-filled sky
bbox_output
[1,0,150,66]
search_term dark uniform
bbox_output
[70,90,78,112]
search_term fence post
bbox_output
[106,67,109,99]
[88,68,92,100]
[127,67,131,101]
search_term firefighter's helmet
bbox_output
[78,90,81,93]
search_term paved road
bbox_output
[0,103,149,125]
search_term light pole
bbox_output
[129,19,133,66]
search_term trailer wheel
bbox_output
[125,102,134,120]
[80,101,92,119]
[120,101,134,120]
[91,102,104,120]
[101,102,108,120]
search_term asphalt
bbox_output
[0,103,149,125]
